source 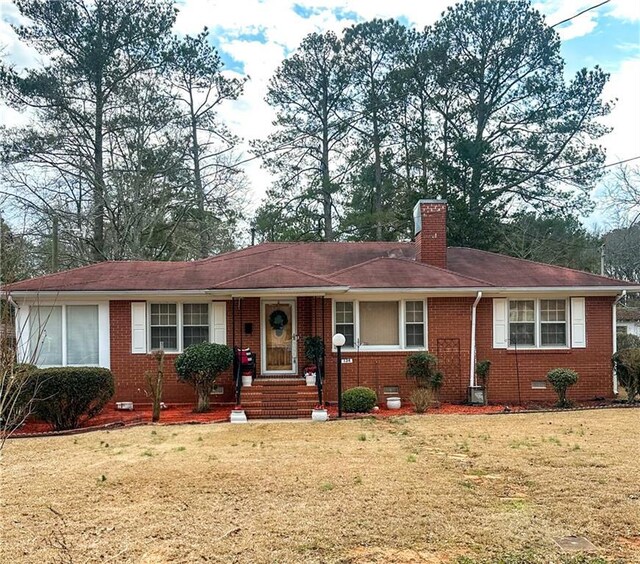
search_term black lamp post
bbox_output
[332,333,346,418]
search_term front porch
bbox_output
[229,295,330,379]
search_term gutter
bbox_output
[469,291,483,387]
[612,290,627,395]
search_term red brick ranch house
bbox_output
[8,201,639,415]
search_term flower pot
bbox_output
[230,409,247,423]
[305,372,317,386]
[386,397,401,410]
[242,374,252,387]
[312,408,328,422]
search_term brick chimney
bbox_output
[413,199,447,269]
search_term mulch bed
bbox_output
[9,399,636,438]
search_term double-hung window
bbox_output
[183,303,210,347]
[508,299,568,348]
[149,303,211,351]
[335,302,355,347]
[150,304,178,351]
[334,300,427,350]
[405,301,425,348]
[540,299,567,346]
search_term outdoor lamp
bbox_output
[332,333,346,417]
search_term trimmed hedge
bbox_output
[342,386,377,413]
[175,343,234,412]
[30,367,115,431]
[547,368,579,408]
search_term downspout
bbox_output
[469,291,483,387]
[612,290,627,395]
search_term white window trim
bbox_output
[507,298,570,350]
[332,298,428,352]
[21,302,110,368]
[147,300,219,353]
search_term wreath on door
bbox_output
[269,309,289,335]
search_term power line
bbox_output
[550,0,611,28]
[601,155,640,169]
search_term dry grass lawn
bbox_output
[1,410,639,563]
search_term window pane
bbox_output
[406,324,425,348]
[30,306,62,365]
[184,303,208,326]
[336,324,354,347]
[151,327,177,350]
[360,302,399,346]
[541,300,566,322]
[183,326,209,348]
[509,323,535,346]
[509,301,535,322]
[150,303,176,326]
[67,305,99,365]
[541,323,567,346]
[405,301,424,323]
[335,302,353,324]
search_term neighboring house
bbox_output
[617,307,640,337]
[6,200,640,414]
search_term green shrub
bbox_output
[175,343,233,412]
[612,348,640,403]
[31,367,114,431]
[617,332,640,351]
[410,388,433,414]
[406,352,444,394]
[475,359,492,405]
[547,368,579,407]
[342,387,377,413]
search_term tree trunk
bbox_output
[372,108,383,240]
[321,81,333,241]
[196,383,210,412]
[92,4,105,262]
[189,91,208,259]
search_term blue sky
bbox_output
[1,0,639,228]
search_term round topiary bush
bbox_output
[30,367,115,431]
[342,386,377,413]
[547,368,579,407]
[175,342,234,412]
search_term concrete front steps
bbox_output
[240,378,319,419]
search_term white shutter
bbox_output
[212,302,227,345]
[571,297,586,348]
[493,298,508,349]
[131,302,147,354]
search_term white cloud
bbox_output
[607,0,640,22]
[601,57,640,161]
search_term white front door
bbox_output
[261,300,297,374]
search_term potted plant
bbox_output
[406,352,444,406]
[303,336,324,386]
[241,370,253,388]
[311,404,328,421]
[304,365,317,387]
[472,360,492,405]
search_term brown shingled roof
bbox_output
[5,242,636,293]
[329,257,491,288]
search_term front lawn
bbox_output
[1,410,638,563]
